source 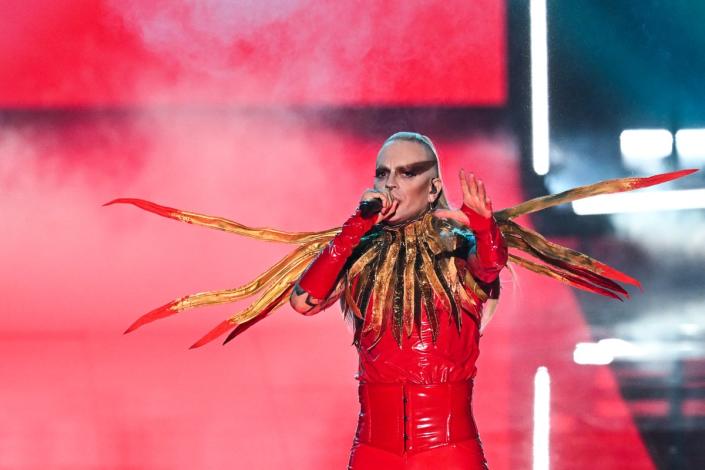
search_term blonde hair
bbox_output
[381,132,450,210]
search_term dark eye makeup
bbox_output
[375,160,436,179]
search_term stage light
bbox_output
[620,129,673,169]
[676,129,705,166]
[679,322,702,336]
[573,342,614,365]
[574,339,643,365]
[571,188,705,215]
[533,366,551,470]
[530,0,550,176]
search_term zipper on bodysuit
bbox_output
[402,385,409,451]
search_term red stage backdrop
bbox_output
[0,0,506,107]
[0,1,656,469]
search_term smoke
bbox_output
[0,0,511,335]
[107,0,370,104]
[0,4,522,469]
[0,106,375,329]
[115,0,305,54]
[0,0,505,110]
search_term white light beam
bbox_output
[533,366,551,470]
[530,0,550,175]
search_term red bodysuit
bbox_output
[114,167,676,468]
[347,207,508,469]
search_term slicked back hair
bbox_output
[381,132,450,209]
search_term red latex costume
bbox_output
[112,168,692,469]
[298,203,508,469]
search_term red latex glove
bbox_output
[460,203,507,283]
[433,169,507,283]
[297,207,377,300]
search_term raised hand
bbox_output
[433,169,493,226]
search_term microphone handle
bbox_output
[359,198,383,219]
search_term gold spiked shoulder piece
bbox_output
[105,169,696,349]
[338,211,486,349]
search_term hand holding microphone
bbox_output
[359,189,399,224]
[297,189,397,301]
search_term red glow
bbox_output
[0,2,657,467]
[0,113,653,468]
[0,0,506,107]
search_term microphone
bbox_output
[359,198,384,219]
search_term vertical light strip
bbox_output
[533,366,551,470]
[530,0,550,175]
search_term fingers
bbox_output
[379,193,394,213]
[460,169,492,211]
[477,179,493,211]
[362,189,402,223]
[361,189,391,210]
[459,168,470,199]
[386,199,400,217]
[377,199,399,223]
[460,168,480,200]
[378,191,390,210]
[478,180,491,210]
[469,173,479,200]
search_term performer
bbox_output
[105,133,696,470]
[291,132,505,468]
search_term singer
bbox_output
[290,131,506,469]
[112,132,691,470]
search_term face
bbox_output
[374,139,439,224]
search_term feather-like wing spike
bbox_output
[104,197,340,244]
[227,253,313,325]
[123,241,323,336]
[189,320,236,349]
[504,232,630,298]
[123,299,180,334]
[509,254,624,301]
[496,169,698,220]
[103,198,180,217]
[501,219,641,289]
[222,288,293,345]
[625,168,699,189]
[221,317,264,346]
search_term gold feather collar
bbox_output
[340,210,487,350]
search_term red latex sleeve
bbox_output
[461,204,508,283]
[297,208,376,300]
